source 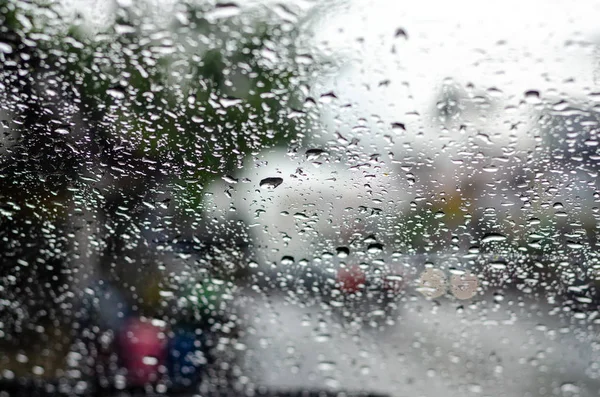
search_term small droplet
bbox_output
[0,42,13,54]
[107,87,126,99]
[490,261,507,270]
[259,177,283,189]
[319,91,338,103]
[142,356,158,366]
[318,361,336,371]
[205,2,241,20]
[315,333,331,343]
[391,122,406,132]
[482,233,507,243]
[524,90,541,104]
[305,148,327,160]
[367,243,384,254]
[560,383,579,393]
[281,256,295,265]
[363,235,377,244]
[16,353,28,363]
[394,28,408,39]
[222,175,238,184]
[336,246,350,258]
[55,126,71,135]
[493,292,504,302]
[482,165,499,173]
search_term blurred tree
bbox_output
[0,0,318,365]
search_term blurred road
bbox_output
[3,290,598,397]
[234,289,600,397]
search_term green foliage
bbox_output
[1,0,316,213]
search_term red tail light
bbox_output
[337,265,366,293]
[118,318,166,387]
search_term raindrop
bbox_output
[482,165,499,173]
[317,361,337,371]
[107,87,126,99]
[281,256,295,265]
[315,333,331,343]
[391,122,406,132]
[142,356,158,366]
[319,91,338,103]
[394,28,408,39]
[524,90,541,103]
[551,100,569,111]
[490,260,507,270]
[481,233,507,243]
[205,2,241,20]
[114,23,136,34]
[560,383,579,393]
[305,148,327,160]
[336,246,350,258]
[222,175,239,184]
[55,126,71,135]
[0,42,13,54]
[363,235,378,244]
[259,177,283,189]
[16,353,28,363]
[221,97,243,108]
[367,243,384,254]
[487,87,503,98]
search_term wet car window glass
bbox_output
[1,0,600,396]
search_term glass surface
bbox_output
[1,0,600,396]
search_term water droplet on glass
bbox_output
[55,126,71,135]
[319,91,338,103]
[482,165,499,173]
[367,243,384,254]
[205,2,241,20]
[305,148,327,160]
[142,356,158,366]
[336,246,350,258]
[391,122,406,132]
[281,256,295,265]
[222,175,238,184]
[107,87,126,99]
[318,361,336,371]
[560,383,580,393]
[482,233,507,243]
[490,260,507,270]
[0,42,13,54]
[394,28,408,39]
[524,90,541,104]
[315,333,331,343]
[259,177,283,190]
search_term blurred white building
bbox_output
[203,148,412,274]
